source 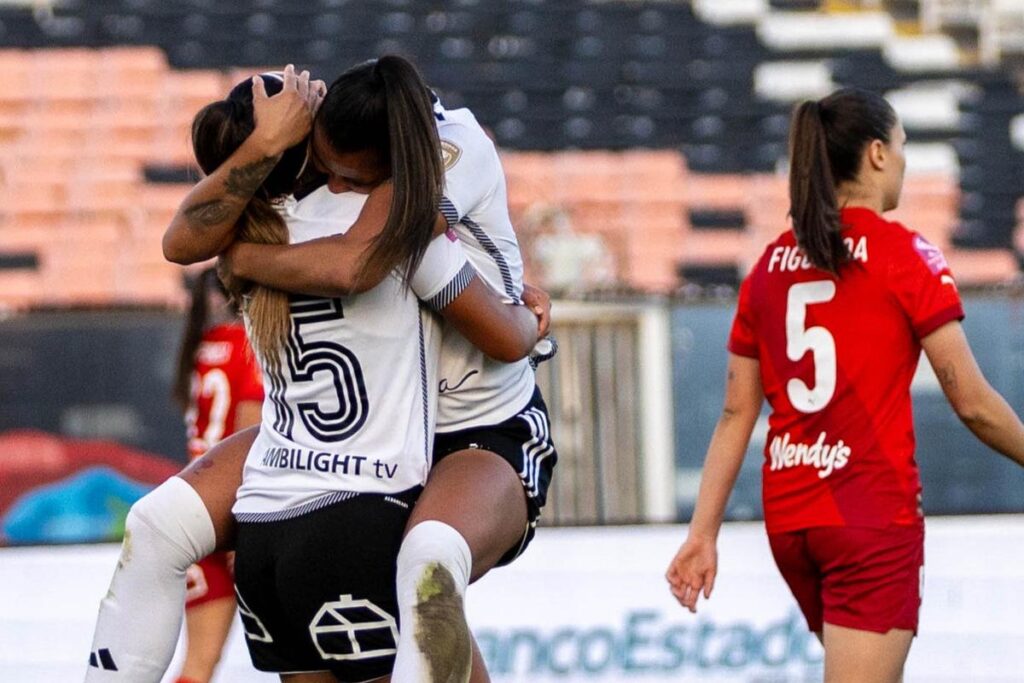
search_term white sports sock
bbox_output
[84,477,216,681]
[391,521,473,683]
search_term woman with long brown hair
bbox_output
[666,87,1024,681]
[166,56,558,682]
[86,62,546,683]
[171,267,262,683]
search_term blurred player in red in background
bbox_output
[170,267,262,683]
[666,87,1024,682]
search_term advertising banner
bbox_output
[2,518,1023,681]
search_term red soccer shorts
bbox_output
[185,551,235,609]
[768,523,923,635]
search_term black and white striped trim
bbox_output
[462,216,518,301]
[384,495,411,510]
[234,490,360,524]
[418,314,430,469]
[426,262,476,312]
[439,196,461,228]
[517,406,556,499]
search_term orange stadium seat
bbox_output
[0,45,1012,308]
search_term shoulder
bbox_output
[750,229,797,275]
[437,107,497,165]
[872,216,948,273]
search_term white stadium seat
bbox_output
[903,142,961,175]
[883,34,962,72]
[757,11,894,51]
[1010,113,1024,152]
[693,0,769,26]
[886,84,966,131]
[754,60,834,102]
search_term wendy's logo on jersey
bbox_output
[768,431,850,479]
[913,235,948,275]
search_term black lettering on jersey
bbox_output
[439,370,478,394]
[270,298,370,442]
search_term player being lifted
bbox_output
[171,267,263,683]
[86,58,557,683]
[666,88,1024,682]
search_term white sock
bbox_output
[391,521,473,683]
[84,477,216,681]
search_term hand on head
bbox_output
[250,64,325,156]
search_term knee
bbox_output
[121,478,217,571]
[397,521,472,591]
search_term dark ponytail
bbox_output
[172,267,227,412]
[316,55,443,284]
[788,88,897,273]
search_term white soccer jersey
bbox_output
[435,101,536,432]
[233,186,472,519]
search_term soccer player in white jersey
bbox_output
[224,61,559,682]
[188,58,559,681]
[85,63,545,683]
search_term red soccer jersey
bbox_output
[185,323,264,460]
[729,207,964,533]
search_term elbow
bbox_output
[325,269,360,296]
[485,347,527,364]
[162,232,196,265]
[953,402,986,431]
[483,338,533,364]
[948,383,994,430]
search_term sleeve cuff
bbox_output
[727,339,759,358]
[439,196,462,228]
[915,303,965,339]
[425,262,476,312]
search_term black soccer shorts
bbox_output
[233,487,420,681]
[433,385,558,566]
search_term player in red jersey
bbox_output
[666,88,1024,682]
[170,267,263,683]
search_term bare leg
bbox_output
[178,597,236,683]
[469,637,491,683]
[84,427,259,682]
[823,623,913,683]
[280,673,341,682]
[179,425,260,549]
[411,449,528,581]
[391,449,527,682]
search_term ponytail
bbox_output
[368,55,444,284]
[172,268,214,412]
[191,76,306,368]
[787,88,898,274]
[788,100,847,274]
[228,196,290,370]
[317,55,443,285]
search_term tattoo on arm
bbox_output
[224,156,279,197]
[184,198,234,227]
[181,156,278,230]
